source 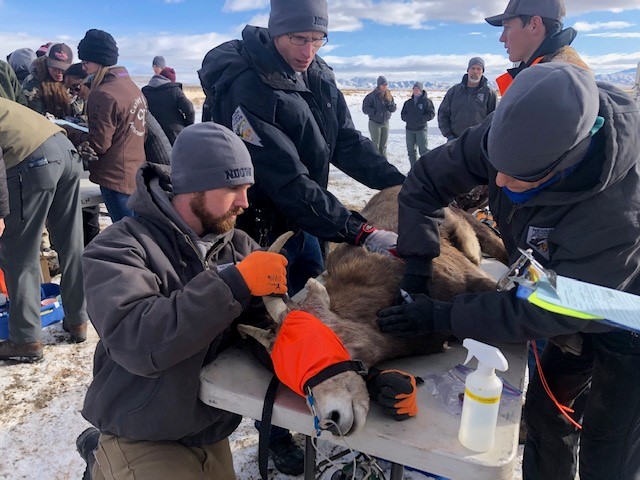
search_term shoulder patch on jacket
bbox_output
[232,106,263,147]
[527,226,553,260]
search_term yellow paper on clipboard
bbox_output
[519,275,640,333]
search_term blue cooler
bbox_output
[0,283,65,339]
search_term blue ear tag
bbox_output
[306,387,322,437]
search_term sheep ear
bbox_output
[237,324,276,352]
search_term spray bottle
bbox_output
[458,338,509,453]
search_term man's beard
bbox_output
[468,76,481,84]
[190,193,243,235]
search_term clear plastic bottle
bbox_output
[458,338,509,452]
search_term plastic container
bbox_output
[0,283,65,339]
[458,338,509,452]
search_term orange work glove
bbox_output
[366,368,422,420]
[236,251,288,296]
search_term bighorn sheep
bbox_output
[239,185,507,436]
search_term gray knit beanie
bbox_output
[268,0,328,38]
[468,57,485,71]
[171,123,254,194]
[377,76,388,87]
[487,63,599,181]
[152,56,166,68]
[413,81,424,90]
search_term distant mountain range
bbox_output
[336,68,638,91]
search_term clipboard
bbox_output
[499,249,640,334]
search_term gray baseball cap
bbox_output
[171,123,254,195]
[487,63,599,182]
[485,0,566,26]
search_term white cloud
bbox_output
[586,32,640,37]
[573,21,634,32]
[223,0,268,12]
[324,0,640,29]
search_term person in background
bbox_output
[400,81,435,166]
[22,43,75,118]
[362,75,397,157]
[36,42,53,58]
[64,29,147,222]
[75,122,287,480]
[63,62,88,119]
[438,57,497,141]
[142,66,195,144]
[7,48,36,83]
[152,55,166,75]
[199,0,405,473]
[378,63,640,480]
[486,0,582,95]
[0,59,27,105]
[0,98,88,362]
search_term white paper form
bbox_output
[533,275,640,333]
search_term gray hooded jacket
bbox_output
[81,162,262,444]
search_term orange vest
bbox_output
[270,310,351,397]
[496,57,544,95]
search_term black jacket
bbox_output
[142,76,195,145]
[362,87,397,125]
[437,75,497,139]
[82,162,263,444]
[398,83,640,342]
[0,147,7,218]
[401,91,435,131]
[199,26,405,242]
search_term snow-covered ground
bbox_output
[0,90,527,480]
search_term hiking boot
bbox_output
[0,340,43,363]
[269,434,305,476]
[76,427,100,480]
[62,319,87,343]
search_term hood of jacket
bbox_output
[512,83,640,207]
[199,25,328,96]
[147,74,172,88]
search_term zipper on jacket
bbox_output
[506,204,522,224]
[18,171,25,223]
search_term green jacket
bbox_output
[0,60,27,106]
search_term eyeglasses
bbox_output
[287,34,328,47]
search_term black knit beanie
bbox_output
[78,29,119,66]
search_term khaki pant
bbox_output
[368,120,389,157]
[91,434,237,480]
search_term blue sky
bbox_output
[1,0,639,85]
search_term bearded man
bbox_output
[74,122,288,480]
[438,57,497,141]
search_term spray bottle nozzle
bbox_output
[462,338,509,373]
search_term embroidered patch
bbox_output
[477,93,485,102]
[232,106,263,147]
[527,226,554,260]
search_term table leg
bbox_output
[304,435,316,480]
[390,462,404,480]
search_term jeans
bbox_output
[368,120,390,157]
[523,331,640,479]
[100,187,133,222]
[406,128,429,166]
[277,231,324,295]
